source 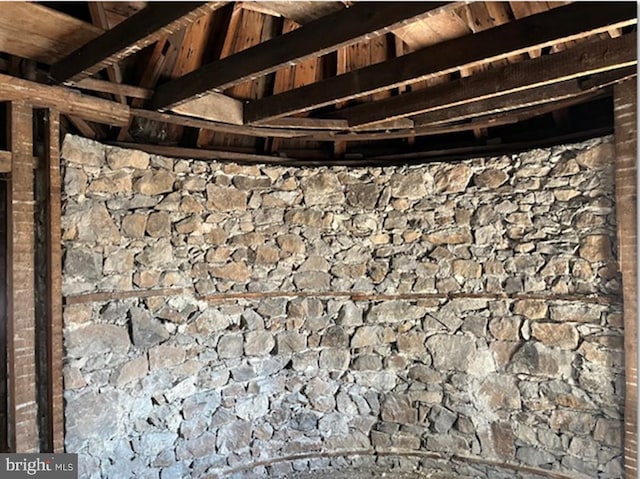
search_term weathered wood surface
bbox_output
[151,2,451,109]
[614,79,638,479]
[8,102,38,452]
[0,3,102,63]
[0,74,129,126]
[45,110,64,452]
[245,2,637,122]
[51,2,224,82]
[338,32,637,126]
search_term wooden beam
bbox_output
[412,68,637,127]
[7,101,38,452]
[132,108,310,139]
[0,3,102,64]
[244,2,637,123]
[50,2,224,82]
[88,2,127,104]
[45,109,64,453]
[150,2,451,109]
[68,78,153,100]
[338,32,637,127]
[110,141,297,164]
[0,73,129,126]
[614,79,638,479]
[171,92,244,125]
[0,151,11,173]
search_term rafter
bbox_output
[335,32,637,127]
[412,68,637,127]
[0,73,129,126]
[50,2,224,82]
[150,1,451,109]
[244,2,637,123]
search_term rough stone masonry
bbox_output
[60,134,624,478]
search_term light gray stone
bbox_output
[134,170,175,196]
[426,334,475,371]
[130,307,170,349]
[65,324,130,358]
[302,172,344,205]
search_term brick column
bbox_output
[614,78,638,479]
[7,102,38,452]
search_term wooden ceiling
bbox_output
[0,1,636,165]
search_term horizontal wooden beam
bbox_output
[0,73,129,126]
[245,2,637,123]
[50,2,224,82]
[110,142,297,164]
[339,32,637,127]
[171,93,244,125]
[150,1,451,109]
[412,68,637,126]
[68,78,153,100]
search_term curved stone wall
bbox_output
[60,135,624,478]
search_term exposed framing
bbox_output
[614,78,638,479]
[7,101,38,452]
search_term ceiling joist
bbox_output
[0,73,129,126]
[336,31,637,126]
[244,2,637,123]
[50,2,225,83]
[150,1,451,109]
[412,67,638,127]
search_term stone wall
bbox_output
[60,134,625,478]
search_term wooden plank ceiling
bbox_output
[0,1,636,164]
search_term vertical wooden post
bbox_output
[614,78,638,479]
[45,109,64,452]
[7,101,38,452]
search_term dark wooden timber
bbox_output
[244,2,637,123]
[44,110,64,453]
[337,32,637,126]
[50,2,223,82]
[614,79,638,479]
[0,73,129,126]
[7,102,38,452]
[412,68,637,126]
[150,2,451,109]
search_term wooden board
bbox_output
[151,2,450,109]
[245,2,637,123]
[51,2,224,82]
[240,1,345,24]
[0,3,102,64]
[0,73,129,126]
[338,32,637,126]
[8,101,38,452]
[613,79,638,479]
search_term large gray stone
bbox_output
[134,170,175,196]
[426,334,475,371]
[346,184,380,209]
[76,204,120,244]
[62,134,105,167]
[302,172,344,205]
[130,307,170,349]
[106,147,150,170]
[434,164,472,193]
[429,405,457,433]
[65,390,120,451]
[381,393,416,424]
[64,248,102,281]
[389,171,427,199]
[65,324,130,358]
[216,421,251,454]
